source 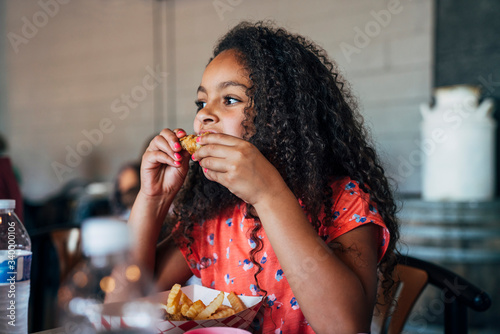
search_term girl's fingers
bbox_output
[159,129,183,153]
[144,150,179,167]
[192,134,241,161]
[198,156,228,174]
[173,128,187,138]
[144,139,185,168]
[196,133,239,147]
[146,129,186,163]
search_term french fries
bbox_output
[166,284,182,314]
[161,284,246,321]
[228,291,246,313]
[185,300,206,319]
[195,291,224,320]
[209,307,235,319]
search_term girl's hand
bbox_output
[139,128,190,199]
[193,133,287,205]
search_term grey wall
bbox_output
[3,1,158,200]
[2,0,434,201]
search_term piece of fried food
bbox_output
[166,312,187,321]
[228,291,246,313]
[179,134,201,155]
[195,291,225,320]
[162,284,246,321]
[216,305,231,311]
[160,303,185,321]
[209,307,235,319]
[181,302,191,317]
[180,292,192,307]
[185,300,206,319]
[166,283,182,314]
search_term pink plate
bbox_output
[185,328,252,334]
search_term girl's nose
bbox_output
[196,105,219,125]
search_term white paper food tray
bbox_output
[97,284,263,333]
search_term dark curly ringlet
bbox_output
[170,21,399,307]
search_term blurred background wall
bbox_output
[0,0,433,202]
[1,0,158,201]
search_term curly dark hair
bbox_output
[170,20,399,305]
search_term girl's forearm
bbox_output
[253,186,374,333]
[128,191,173,272]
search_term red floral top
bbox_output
[177,178,390,333]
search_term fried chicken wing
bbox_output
[179,133,207,154]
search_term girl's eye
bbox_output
[224,96,240,105]
[195,100,206,111]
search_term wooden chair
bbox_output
[50,227,83,282]
[372,255,491,334]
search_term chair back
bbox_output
[372,255,492,334]
[372,264,428,334]
[50,227,83,282]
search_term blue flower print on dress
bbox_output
[290,297,300,310]
[250,284,259,296]
[266,294,283,309]
[268,296,275,307]
[260,252,268,264]
[350,214,367,223]
[345,182,356,190]
[345,181,358,195]
[333,211,340,220]
[275,269,284,281]
[226,246,230,259]
[248,238,256,249]
[266,294,276,307]
[242,259,254,271]
[207,233,214,245]
[224,274,235,285]
[369,204,378,214]
[225,218,233,227]
[198,257,212,270]
[240,216,245,231]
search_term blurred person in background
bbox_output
[0,133,24,220]
[112,161,141,220]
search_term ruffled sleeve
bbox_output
[317,178,390,262]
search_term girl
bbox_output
[128,21,399,333]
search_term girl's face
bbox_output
[194,49,252,138]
